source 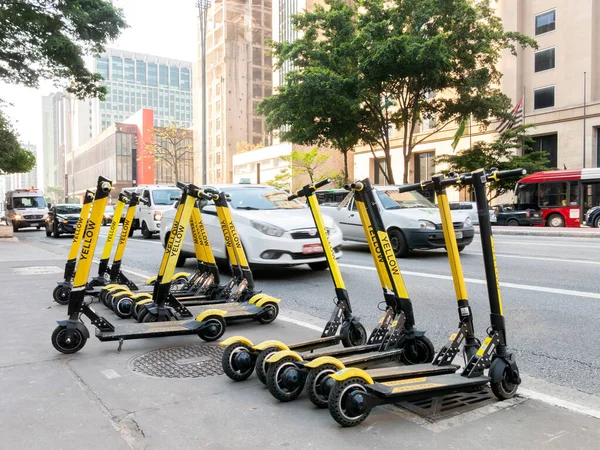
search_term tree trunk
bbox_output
[342,149,349,184]
[173,158,179,183]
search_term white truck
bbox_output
[5,188,49,232]
[318,187,474,257]
[124,184,182,239]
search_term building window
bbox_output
[170,67,179,88]
[413,151,435,183]
[96,56,109,79]
[159,65,169,87]
[181,68,190,91]
[124,58,135,83]
[534,86,555,109]
[373,157,388,185]
[534,48,555,72]
[530,134,558,168]
[111,56,123,81]
[136,60,147,84]
[148,63,158,87]
[535,10,556,36]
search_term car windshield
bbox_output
[227,188,305,210]
[152,189,181,205]
[104,206,114,213]
[13,196,46,208]
[376,190,435,209]
[56,205,82,215]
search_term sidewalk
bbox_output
[1,238,599,449]
[480,225,600,238]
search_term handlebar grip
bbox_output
[176,181,188,190]
[204,187,219,195]
[287,194,299,201]
[488,168,527,181]
[121,190,132,199]
[315,178,331,189]
[199,191,218,201]
[398,181,432,193]
[350,181,363,191]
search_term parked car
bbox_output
[123,184,181,239]
[160,184,344,270]
[585,206,600,228]
[449,201,497,225]
[321,188,474,257]
[45,204,82,238]
[102,205,115,226]
[492,204,543,226]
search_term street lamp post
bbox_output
[196,0,211,185]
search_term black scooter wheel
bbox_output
[51,325,87,354]
[198,316,226,342]
[222,343,256,381]
[266,357,305,402]
[341,322,367,348]
[401,335,435,365]
[490,359,519,400]
[256,302,279,324]
[328,377,370,427]
[53,285,70,305]
[112,296,133,319]
[305,364,340,408]
[254,347,279,385]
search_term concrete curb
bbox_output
[477,226,600,238]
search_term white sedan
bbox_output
[160,184,344,270]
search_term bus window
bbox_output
[583,182,600,214]
[568,181,580,206]
[517,183,539,209]
[540,182,567,207]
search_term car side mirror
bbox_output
[47,203,51,209]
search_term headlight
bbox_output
[154,211,162,221]
[251,220,285,237]
[14,214,22,219]
[418,220,436,230]
[464,216,472,227]
[62,219,69,224]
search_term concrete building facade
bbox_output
[194,0,274,184]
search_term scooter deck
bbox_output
[367,363,460,381]
[368,373,490,402]
[96,320,202,341]
[302,343,383,361]
[336,349,405,369]
[289,335,341,352]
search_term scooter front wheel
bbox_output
[490,359,519,400]
[400,335,435,365]
[222,343,255,381]
[53,285,70,305]
[266,357,305,402]
[328,378,371,427]
[51,325,87,354]
[341,322,367,348]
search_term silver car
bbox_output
[449,201,497,225]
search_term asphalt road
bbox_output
[17,226,600,398]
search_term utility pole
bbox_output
[196,0,211,185]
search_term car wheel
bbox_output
[45,225,51,237]
[457,245,465,253]
[53,224,60,238]
[506,218,519,227]
[141,221,152,239]
[387,228,409,258]
[546,214,564,228]
[308,261,329,271]
[12,222,18,233]
[595,216,600,228]
[102,218,107,226]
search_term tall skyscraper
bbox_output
[93,49,193,131]
[41,95,56,189]
[194,0,273,183]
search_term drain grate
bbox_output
[396,388,496,421]
[129,345,224,378]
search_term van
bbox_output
[126,184,181,239]
[5,188,49,232]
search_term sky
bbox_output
[0,0,198,178]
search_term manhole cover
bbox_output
[129,345,224,378]
[397,388,496,421]
[13,265,64,275]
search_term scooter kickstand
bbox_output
[117,338,124,353]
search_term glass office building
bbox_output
[94,49,193,131]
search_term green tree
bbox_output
[0,110,35,174]
[267,147,334,191]
[46,185,65,205]
[145,123,193,182]
[266,0,535,184]
[434,125,553,201]
[266,167,292,191]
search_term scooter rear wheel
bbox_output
[266,357,305,402]
[328,378,370,427]
[255,347,279,385]
[197,316,226,342]
[53,285,70,305]
[51,325,87,354]
[222,343,255,381]
[255,302,279,324]
[305,363,340,408]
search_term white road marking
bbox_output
[101,369,121,379]
[519,388,600,420]
[485,240,600,249]
[338,263,600,300]
[462,252,600,266]
[276,315,323,332]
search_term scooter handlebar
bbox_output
[176,181,188,190]
[398,181,433,193]
[287,178,331,200]
[344,181,363,191]
[488,168,527,181]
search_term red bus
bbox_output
[516,168,600,227]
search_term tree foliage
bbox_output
[45,185,65,204]
[0,110,36,175]
[145,123,193,183]
[267,147,339,191]
[434,125,553,201]
[263,0,535,184]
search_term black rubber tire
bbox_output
[112,296,133,319]
[255,347,279,385]
[53,285,70,305]
[222,343,256,381]
[52,225,60,238]
[507,218,519,227]
[400,335,436,365]
[141,221,152,239]
[266,356,305,402]
[595,216,600,228]
[490,364,519,400]
[12,222,18,233]
[305,364,339,408]
[457,245,465,253]
[328,377,370,427]
[134,302,153,322]
[128,226,134,237]
[51,325,87,354]
[256,302,279,324]
[547,213,565,227]
[308,261,328,271]
[341,321,368,348]
[198,316,226,342]
[387,228,409,258]
[45,226,51,237]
